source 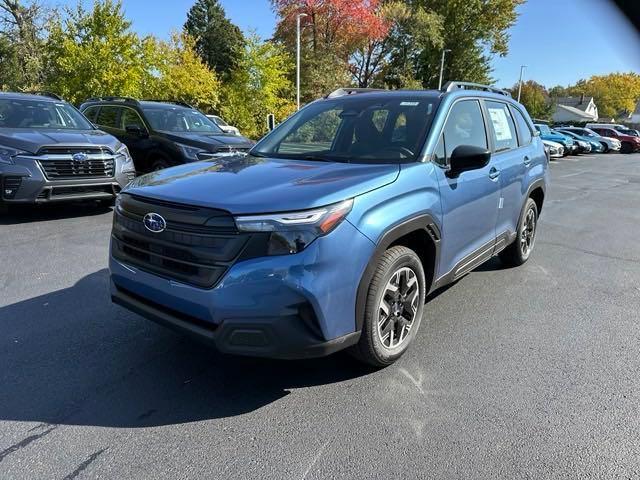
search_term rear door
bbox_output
[484,100,531,242]
[433,98,501,279]
[93,105,123,141]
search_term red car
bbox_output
[591,127,640,153]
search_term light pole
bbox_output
[296,13,308,110]
[438,49,451,90]
[517,65,527,103]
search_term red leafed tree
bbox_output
[272,0,389,59]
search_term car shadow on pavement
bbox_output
[0,202,112,225]
[0,269,375,429]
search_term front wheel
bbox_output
[621,142,633,154]
[499,198,538,267]
[352,246,426,367]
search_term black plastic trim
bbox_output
[355,213,440,331]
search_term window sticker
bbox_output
[488,107,513,141]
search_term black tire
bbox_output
[620,142,632,154]
[499,197,538,267]
[351,245,426,367]
[600,142,609,153]
[151,159,170,171]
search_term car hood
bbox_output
[124,155,400,214]
[160,131,254,150]
[0,128,120,154]
[543,133,571,143]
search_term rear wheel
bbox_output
[352,246,426,367]
[499,198,538,267]
[600,142,609,153]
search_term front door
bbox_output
[434,99,501,280]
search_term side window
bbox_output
[95,106,120,129]
[511,107,532,146]
[83,106,99,122]
[433,134,446,166]
[485,101,518,152]
[442,100,487,160]
[121,108,145,130]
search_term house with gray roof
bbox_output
[551,95,598,123]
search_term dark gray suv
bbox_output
[0,92,134,206]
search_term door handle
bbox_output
[488,167,500,180]
[523,155,531,166]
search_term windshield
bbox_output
[142,105,223,133]
[0,98,93,130]
[213,116,228,126]
[251,95,440,163]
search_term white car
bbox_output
[207,115,241,136]
[542,139,565,159]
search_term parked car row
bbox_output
[534,121,640,158]
[0,91,252,207]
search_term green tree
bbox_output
[220,35,295,139]
[0,0,50,89]
[44,0,148,104]
[184,0,244,78]
[412,0,524,88]
[509,80,553,120]
[142,33,221,113]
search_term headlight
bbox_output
[234,199,354,255]
[0,145,23,165]
[177,143,209,162]
[115,143,135,169]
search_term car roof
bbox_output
[0,91,62,103]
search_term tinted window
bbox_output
[442,100,487,160]
[121,108,145,130]
[485,101,518,152]
[511,107,532,145]
[95,106,120,129]
[83,106,99,122]
[141,106,222,133]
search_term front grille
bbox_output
[112,194,251,288]
[50,185,115,197]
[32,146,116,180]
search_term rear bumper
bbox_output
[1,160,133,204]
[111,280,360,359]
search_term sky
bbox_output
[47,0,640,88]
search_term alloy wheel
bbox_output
[520,207,536,257]
[377,267,420,349]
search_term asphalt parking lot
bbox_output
[1,153,639,479]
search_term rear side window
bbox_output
[511,107,532,146]
[95,106,120,129]
[485,101,518,152]
[442,100,487,160]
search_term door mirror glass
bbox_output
[447,145,491,177]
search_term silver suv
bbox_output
[0,92,134,206]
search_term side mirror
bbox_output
[447,145,491,177]
[125,124,148,137]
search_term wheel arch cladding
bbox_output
[355,214,440,332]
[529,185,544,214]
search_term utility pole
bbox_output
[296,13,308,110]
[517,65,527,103]
[438,49,451,90]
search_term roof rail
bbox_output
[325,87,385,99]
[84,96,139,104]
[24,91,63,101]
[443,81,511,97]
[143,99,194,109]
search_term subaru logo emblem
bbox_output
[143,212,166,233]
[72,152,89,162]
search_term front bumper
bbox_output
[1,158,133,204]
[110,217,376,359]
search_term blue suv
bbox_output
[109,82,548,366]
